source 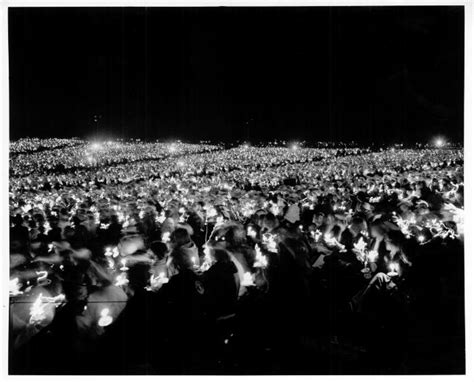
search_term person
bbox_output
[350,230,412,313]
[157,246,206,372]
[169,228,200,272]
[201,247,239,319]
[149,240,169,277]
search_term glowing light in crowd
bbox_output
[311,229,322,242]
[199,246,213,272]
[387,262,399,277]
[107,258,115,270]
[91,142,102,150]
[435,138,445,148]
[162,232,171,243]
[353,237,367,254]
[393,215,416,238]
[9,278,23,296]
[247,226,257,239]
[120,258,129,271]
[29,294,47,325]
[367,250,378,262]
[191,256,199,268]
[205,206,218,219]
[417,235,426,243]
[241,272,255,287]
[105,247,119,258]
[262,233,278,253]
[98,308,113,327]
[156,211,166,224]
[115,272,129,287]
[254,244,268,268]
[36,270,49,285]
[147,273,169,291]
[324,233,337,246]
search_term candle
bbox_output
[254,244,268,268]
[247,226,257,239]
[115,272,129,287]
[9,278,23,296]
[29,294,47,325]
[241,272,255,286]
[387,262,399,277]
[98,308,113,327]
[120,258,129,271]
[367,250,378,262]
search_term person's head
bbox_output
[170,247,195,272]
[312,212,325,226]
[128,262,151,293]
[150,240,168,261]
[171,227,191,247]
[63,225,75,241]
[416,180,427,191]
[385,230,406,253]
[350,216,366,235]
[260,213,279,233]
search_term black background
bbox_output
[9,7,464,144]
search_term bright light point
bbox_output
[91,143,101,150]
[243,143,249,149]
[417,235,425,243]
[169,144,177,153]
[291,144,298,151]
[435,138,444,148]
[98,308,113,327]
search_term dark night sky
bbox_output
[9,6,464,143]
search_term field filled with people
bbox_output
[9,138,464,374]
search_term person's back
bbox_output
[203,253,239,318]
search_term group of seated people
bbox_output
[9,140,464,374]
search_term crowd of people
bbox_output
[9,138,464,374]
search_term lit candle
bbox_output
[120,258,129,271]
[387,262,399,277]
[254,244,268,268]
[162,232,170,243]
[9,278,23,296]
[29,294,47,325]
[98,308,113,327]
[241,272,255,286]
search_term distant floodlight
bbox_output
[435,138,444,148]
[291,143,298,151]
[91,142,101,150]
[169,144,177,153]
[243,143,250,149]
